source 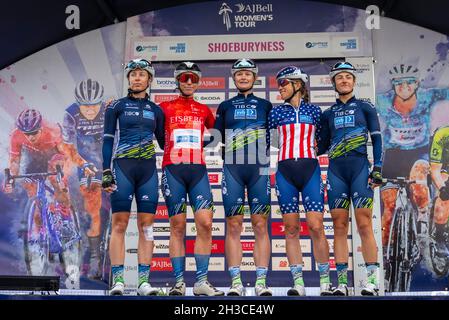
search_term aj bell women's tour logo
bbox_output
[219,2,274,30]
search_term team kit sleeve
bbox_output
[430,128,445,164]
[205,105,216,129]
[267,107,279,150]
[102,100,119,170]
[317,109,330,156]
[363,102,383,167]
[62,110,77,145]
[154,106,165,150]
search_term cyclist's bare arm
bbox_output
[431,162,446,190]
[58,142,96,176]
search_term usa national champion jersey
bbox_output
[268,100,322,161]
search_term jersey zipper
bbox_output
[139,101,143,160]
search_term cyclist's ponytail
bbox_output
[298,79,310,103]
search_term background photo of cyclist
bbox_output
[377,63,449,289]
[429,126,449,260]
[5,108,93,286]
[62,78,108,280]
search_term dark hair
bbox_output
[298,79,309,103]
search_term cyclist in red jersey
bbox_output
[160,62,223,296]
[5,109,94,205]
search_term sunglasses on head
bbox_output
[126,59,151,70]
[277,78,294,87]
[392,77,417,86]
[334,62,354,69]
[177,73,200,84]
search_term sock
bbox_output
[255,267,268,286]
[336,263,348,285]
[111,265,124,284]
[290,264,304,286]
[229,266,242,285]
[366,262,380,286]
[138,263,150,287]
[195,254,210,283]
[317,262,330,284]
[435,223,446,242]
[170,256,185,284]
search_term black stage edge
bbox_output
[0,275,59,291]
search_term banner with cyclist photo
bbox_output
[375,17,449,291]
[0,23,126,290]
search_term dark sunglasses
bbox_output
[24,130,40,136]
[277,78,294,87]
[177,73,200,84]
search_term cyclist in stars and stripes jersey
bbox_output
[319,61,383,296]
[268,66,331,297]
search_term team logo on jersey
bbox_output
[300,115,313,124]
[334,115,355,129]
[234,109,257,119]
[143,109,154,120]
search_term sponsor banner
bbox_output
[153,77,177,90]
[151,93,178,104]
[268,76,277,89]
[346,57,375,103]
[241,256,256,271]
[270,205,282,219]
[316,258,353,271]
[272,256,312,271]
[155,205,169,220]
[332,36,359,52]
[186,257,225,271]
[186,222,225,236]
[186,239,225,254]
[269,91,283,104]
[151,257,173,271]
[242,222,254,236]
[208,172,221,185]
[154,240,170,254]
[318,155,329,166]
[229,76,266,89]
[199,77,226,89]
[193,92,226,105]
[310,90,336,104]
[153,222,171,236]
[134,33,367,61]
[205,155,224,168]
[241,240,255,252]
[272,239,311,253]
[271,221,309,236]
[310,74,333,88]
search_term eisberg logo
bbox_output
[219,2,274,30]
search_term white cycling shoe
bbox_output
[109,282,125,296]
[137,282,159,296]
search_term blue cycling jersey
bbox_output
[62,103,105,168]
[377,88,449,150]
[102,95,165,170]
[214,93,272,165]
[320,96,382,167]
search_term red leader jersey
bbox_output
[160,96,215,167]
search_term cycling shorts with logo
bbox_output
[275,158,324,214]
[161,164,214,217]
[222,164,271,217]
[111,158,158,213]
[327,155,373,210]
